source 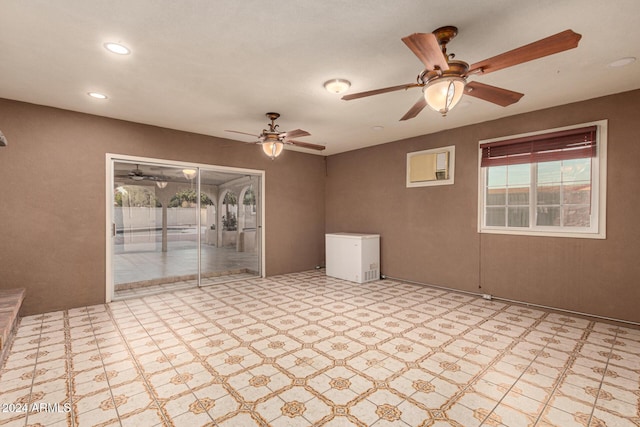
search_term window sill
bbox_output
[479,227,606,239]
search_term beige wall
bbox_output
[326,90,640,324]
[0,98,326,315]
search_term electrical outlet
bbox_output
[482,294,492,300]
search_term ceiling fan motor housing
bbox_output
[421,60,469,84]
[262,132,281,142]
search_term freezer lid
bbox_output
[326,233,380,239]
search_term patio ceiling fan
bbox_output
[342,26,582,120]
[225,112,325,159]
[114,164,161,182]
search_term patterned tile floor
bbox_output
[1,270,639,426]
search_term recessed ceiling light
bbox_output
[371,126,384,131]
[104,42,130,55]
[324,79,351,94]
[88,92,108,99]
[608,57,636,68]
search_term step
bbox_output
[0,288,26,366]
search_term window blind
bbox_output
[480,125,597,167]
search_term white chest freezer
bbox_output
[325,233,380,283]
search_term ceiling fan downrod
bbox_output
[265,112,281,133]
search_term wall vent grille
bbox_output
[364,269,379,282]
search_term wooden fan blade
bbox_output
[341,83,421,100]
[402,33,450,71]
[464,81,524,107]
[468,29,581,75]
[400,97,428,121]
[286,140,326,151]
[282,129,310,139]
[224,130,259,138]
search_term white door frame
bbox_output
[105,153,266,303]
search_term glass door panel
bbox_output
[199,170,261,285]
[113,161,199,297]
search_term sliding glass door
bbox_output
[108,156,263,300]
[199,170,261,285]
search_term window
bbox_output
[478,121,607,238]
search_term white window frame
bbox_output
[477,120,607,239]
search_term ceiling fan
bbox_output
[115,164,160,182]
[342,26,582,120]
[225,112,325,159]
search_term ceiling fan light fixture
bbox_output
[423,76,466,116]
[262,141,284,160]
[324,79,351,94]
[182,169,197,180]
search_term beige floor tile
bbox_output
[308,366,372,406]
[171,365,213,390]
[591,408,639,427]
[0,385,34,411]
[519,370,559,389]
[608,348,640,372]
[290,325,334,344]
[317,315,358,332]
[119,405,166,427]
[352,352,404,380]
[168,408,214,427]
[314,337,364,360]
[537,405,590,427]
[472,378,511,401]
[74,409,120,426]
[445,400,493,426]
[162,347,199,367]
[0,414,28,427]
[135,351,174,374]
[216,411,266,426]
[252,336,301,358]
[598,381,638,406]
[275,348,332,378]
[203,392,241,422]
[511,378,554,404]
[23,408,70,427]
[74,390,119,420]
[491,401,539,426]
[595,395,638,419]
[546,392,599,418]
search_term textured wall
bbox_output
[0,99,326,315]
[326,90,640,324]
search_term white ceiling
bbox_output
[1,0,638,156]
